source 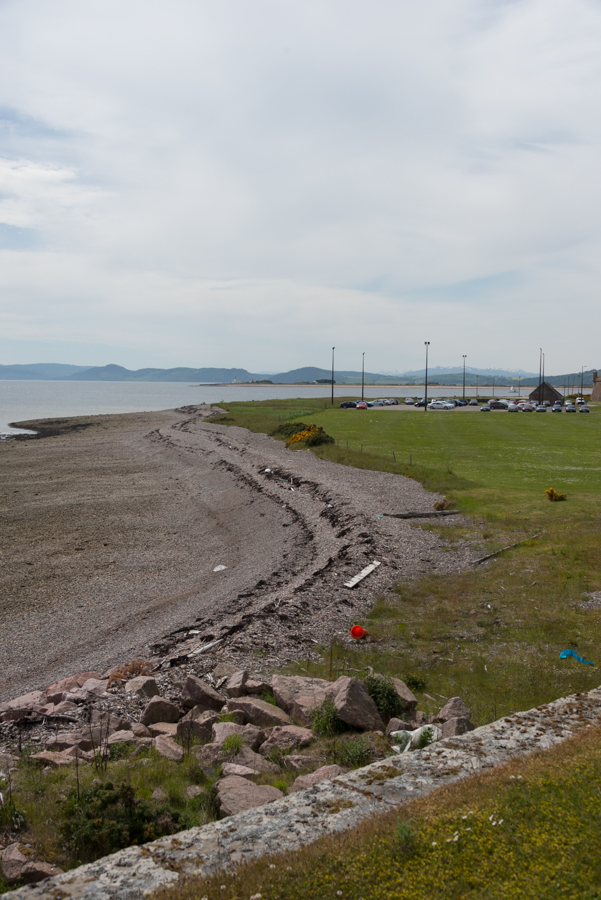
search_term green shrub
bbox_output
[415,727,435,749]
[304,430,335,447]
[260,689,278,706]
[404,673,427,692]
[309,698,348,737]
[61,781,183,861]
[270,422,308,438]
[363,675,404,721]
[337,736,371,769]
[217,712,237,723]
[221,734,243,756]
[394,818,416,855]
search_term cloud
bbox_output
[0,0,600,371]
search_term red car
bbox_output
[356,402,368,409]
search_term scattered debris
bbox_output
[559,649,594,666]
[473,534,540,566]
[384,510,460,519]
[213,565,227,572]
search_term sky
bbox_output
[1,0,600,375]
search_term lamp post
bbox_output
[542,353,545,402]
[539,348,542,405]
[331,347,335,406]
[361,352,365,402]
[581,365,587,398]
[424,342,430,411]
[462,355,467,401]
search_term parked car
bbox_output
[428,400,454,409]
[416,398,427,407]
[579,405,590,413]
[388,398,400,405]
[565,403,577,413]
[576,397,587,405]
[552,403,562,412]
[404,397,415,405]
[355,402,368,409]
[521,404,534,412]
[455,399,468,406]
[480,404,491,411]
[340,401,357,408]
[507,403,519,412]
[489,400,508,410]
[536,404,547,412]
[543,400,551,407]
[469,398,479,406]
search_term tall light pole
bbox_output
[424,342,430,411]
[331,347,335,406]
[581,365,587,398]
[462,355,467,401]
[361,352,365,402]
[539,348,542,405]
[542,353,545,401]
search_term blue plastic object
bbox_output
[559,649,594,666]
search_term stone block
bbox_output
[288,764,344,793]
[215,775,283,817]
[141,696,181,726]
[441,716,474,738]
[330,676,384,731]
[154,735,184,761]
[181,675,225,711]
[125,676,159,699]
[225,670,248,698]
[227,697,292,728]
[258,725,314,755]
[437,697,471,723]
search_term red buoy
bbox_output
[350,625,366,639]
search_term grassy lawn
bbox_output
[156,724,601,900]
[211,400,601,723]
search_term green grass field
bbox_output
[211,399,601,723]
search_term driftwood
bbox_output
[473,534,540,566]
[384,510,461,520]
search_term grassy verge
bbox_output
[155,725,601,900]
[211,399,601,722]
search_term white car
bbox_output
[404,397,415,405]
[428,400,454,410]
[507,403,520,412]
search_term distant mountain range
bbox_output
[0,362,596,387]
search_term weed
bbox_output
[333,736,371,769]
[363,674,404,720]
[415,727,435,750]
[217,712,237,723]
[221,734,244,756]
[395,818,417,854]
[404,674,427,692]
[309,698,348,737]
[260,689,278,706]
[108,659,152,686]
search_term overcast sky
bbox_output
[1,0,600,374]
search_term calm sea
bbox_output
[0,380,507,435]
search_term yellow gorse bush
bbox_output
[285,424,320,446]
[545,487,567,501]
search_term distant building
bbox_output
[528,381,563,405]
[592,370,601,402]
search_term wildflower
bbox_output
[337,892,343,897]
[270,864,276,869]
[489,814,494,822]
[431,842,437,846]
[498,819,504,825]
[250,894,262,900]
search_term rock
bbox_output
[152,787,168,801]
[45,671,101,699]
[50,700,79,715]
[0,690,47,722]
[230,745,278,774]
[271,675,331,725]
[181,675,225,711]
[79,678,109,698]
[1,844,63,884]
[61,745,94,760]
[409,724,442,749]
[212,662,239,680]
[225,670,249,697]
[227,697,292,728]
[31,750,74,767]
[185,784,203,799]
[386,718,412,736]
[125,676,159,699]
[221,763,257,779]
[258,725,314,755]
[215,775,283,817]
[45,731,84,752]
[282,755,323,773]
[177,708,219,743]
[437,697,471,722]
[195,742,225,769]
[330,677,384,732]
[89,710,131,734]
[148,722,178,737]
[211,722,265,751]
[224,709,245,725]
[0,750,19,772]
[154,735,184,761]
[389,677,418,711]
[441,717,475,738]
[194,742,277,774]
[141,696,181,726]
[131,722,152,738]
[289,764,344,793]
[245,679,271,695]
[107,730,137,745]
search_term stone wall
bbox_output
[6,685,601,899]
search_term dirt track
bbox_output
[0,405,477,701]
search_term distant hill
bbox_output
[63,364,402,384]
[0,363,92,380]
[400,366,539,379]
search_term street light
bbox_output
[361,352,365,402]
[539,348,543,405]
[331,347,335,406]
[462,355,467,401]
[424,342,430,411]
[581,365,587,398]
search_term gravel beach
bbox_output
[1,405,477,701]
